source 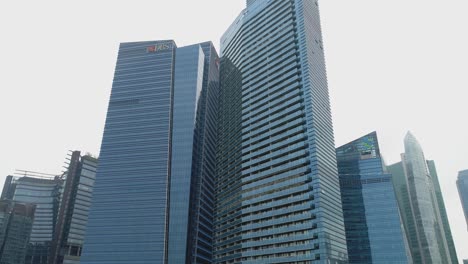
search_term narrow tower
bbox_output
[457,170,468,230]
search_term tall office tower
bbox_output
[1,175,62,264]
[0,200,36,264]
[464,259,468,264]
[426,160,458,264]
[457,169,468,230]
[49,151,98,264]
[215,0,348,263]
[388,132,458,264]
[336,132,411,264]
[80,41,219,264]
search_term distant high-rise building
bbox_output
[457,169,468,230]
[336,132,411,264]
[463,259,468,264]
[80,41,219,264]
[427,160,458,264]
[0,200,36,264]
[49,151,98,264]
[1,151,97,264]
[214,0,347,263]
[2,175,62,264]
[388,132,458,264]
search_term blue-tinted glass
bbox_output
[215,0,347,262]
[458,170,468,230]
[0,201,35,264]
[10,177,61,264]
[168,44,205,264]
[81,41,219,264]
[337,132,410,264]
[80,41,177,264]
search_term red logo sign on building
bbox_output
[147,46,157,53]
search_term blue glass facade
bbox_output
[80,40,177,264]
[0,200,36,264]
[457,170,468,230]
[51,152,98,264]
[186,42,219,264]
[215,0,347,263]
[168,43,206,264]
[4,176,62,264]
[81,40,219,264]
[1,152,97,264]
[336,132,410,264]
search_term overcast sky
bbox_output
[0,0,466,261]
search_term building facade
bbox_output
[0,200,36,264]
[1,151,97,264]
[215,0,348,263]
[388,132,458,264]
[336,132,411,264]
[1,175,62,264]
[426,160,458,263]
[49,152,98,264]
[457,169,468,230]
[80,41,219,264]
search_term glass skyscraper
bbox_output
[1,175,62,264]
[426,160,458,264]
[388,132,458,264]
[215,0,347,263]
[49,151,98,264]
[457,169,468,230]
[1,151,96,264]
[80,41,219,264]
[0,200,36,264]
[336,132,411,264]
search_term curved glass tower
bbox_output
[215,0,348,263]
[389,132,457,264]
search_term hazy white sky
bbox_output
[0,0,466,261]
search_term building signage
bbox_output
[147,43,172,53]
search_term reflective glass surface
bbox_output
[81,41,219,264]
[80,41,177,264]
[337,132,410,264]
[215,0,347,262]
[458,170,468,230]
[11,177,61,264]
[168,44,205,264]
[0,201,35,264]
[389,133,456,264]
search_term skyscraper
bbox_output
[49,151,98,264]
[427,160,458,264]
[0,200,36,264]
[80,41,219,264]
[336,132,411,264]
[388,132,458,264]
[1,175,62,264]
[215,0,347,263]
[457,169,468,230]
[1,151,97,264]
